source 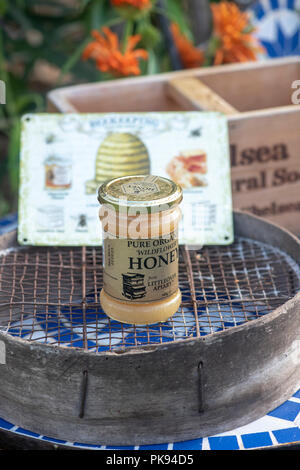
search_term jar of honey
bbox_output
[98,175,183,325]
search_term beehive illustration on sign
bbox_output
[85,132,150,193]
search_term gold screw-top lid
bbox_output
[98,175,182,213]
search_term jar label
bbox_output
[103,231,179,303]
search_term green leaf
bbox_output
[14,93,44,113]
[136,21,161,49]
[7,2,33,30]
[85,0,113,31]
[147,48,160,74]
[165,0,192,38]
[0,0,8,16]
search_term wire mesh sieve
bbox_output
[0,236,299,353]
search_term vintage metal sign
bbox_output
[18,112,233,246]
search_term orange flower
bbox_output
[111,0,151,9]
[82,27,148,77]
[211,1,263,64]
[171,23,204,69]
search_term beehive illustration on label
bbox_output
[85,132,150,194]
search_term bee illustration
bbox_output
[190,128,202,137]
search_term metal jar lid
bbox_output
[98,175,182,213]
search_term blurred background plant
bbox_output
[0,0,261,217]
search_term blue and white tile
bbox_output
[249,0,300,57]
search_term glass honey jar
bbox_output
[98,175,183,325]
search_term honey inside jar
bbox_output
[98,175,183,325]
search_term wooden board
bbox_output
[167,77,238,114]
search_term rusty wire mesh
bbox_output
[0,236,299,353]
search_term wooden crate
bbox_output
[47,56,300,235]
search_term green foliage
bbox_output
[0,0,191,217]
